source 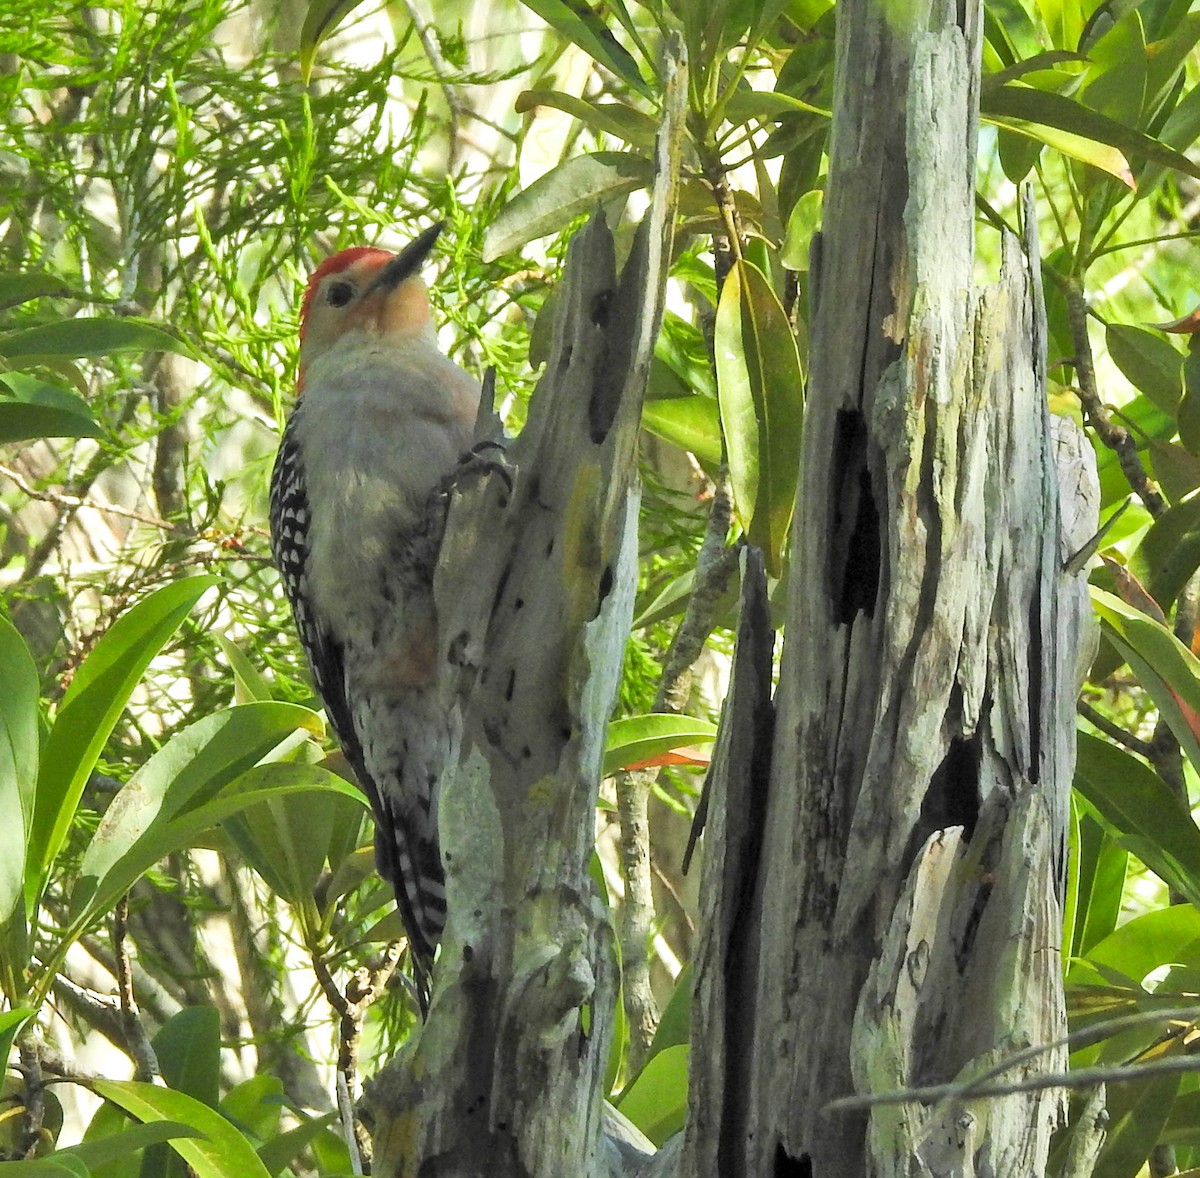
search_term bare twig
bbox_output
[312,942,404,1167]
[16,1039,45,1158]
[616,476,739,1070]
[1076,699,1152,758]
[0,461,180,532]
[398,0,468,167]
[114,894,159,1081]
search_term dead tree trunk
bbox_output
[681,1,1098,1176]
[362,48,684,1177]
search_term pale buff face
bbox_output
[300,255,435,376]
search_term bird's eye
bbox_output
[326,281,355,308]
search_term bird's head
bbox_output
[298,222,445,375]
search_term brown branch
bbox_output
[1076,699,1153,759]
[1063,281,1165,518]
[114,894,159,1082]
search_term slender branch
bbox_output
[114,894,159,1081]
[398,0,468,167]
[16,1040,45,1158]
[1063,281,1165,518]
[0,461,179,532]
[1076,699,1152,758]
[616,476,739,1070]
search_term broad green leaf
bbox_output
[515,91,657,147]
[0,1009,32,1073]
[613,1043,688,1146]
[70,703,325,927]
[225,779,361,903]
[603,715,717,777]
[1074,732,1200,909]
[0,373,102,442]
[517,0,651,97]
[646,963,691,1061]
[1143,13,1200,115]
[30,577,219,907]
[1080,10,1146,130]
[634,569,695,630]
[1107,324,1182,412]
[715,260,804,575]
[723,88,830,123]
[1140,84,1200,193]
[298,0,366,80]
[1148,437,1200,503]
[780,189,824,272]
[1090,587,1200,774]
[220,1075,284,1143]
[483,152,654,260]
[63,1121,204,1171]
[0,618,37,925]
[256,1113,338,1177]
[154,1008,221,1108]
[984,115,1133,185]
[0,1158,89,1176]
[1129,491,1200,610]
[0,272,71,309]
[91,1080,272,1178]
[1071,809,1127,959]
[981,83,1200,183]
[1181,344,1200,455]
[0,318,191,363]
[1071,902,1200,988]
[1094,1064,1181,1177]
[641,396,722,465]
[141,1009,221,1178]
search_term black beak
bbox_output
[370,222,446,294]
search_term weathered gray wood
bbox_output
[704,2,1097,1175]
[362,43,684,1177]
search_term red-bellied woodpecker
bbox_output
[269,222,479,1012]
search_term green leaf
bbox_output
[91,1080,273,1178]
[0,1158,89,1176]
[603,715,717,777]
[30,577,219,908]
[1071,807,1127,958]
[1093,1065,1181,1178]
[154,1008,221,1108]
[0,372,103,442]
[0,1009,32,1072]
[641,396,722,465]
[1072,904,1200,988]
[0,618,37,926]
[70,703,324,928]
[256,1114,338,1177]
[141,1009,222,1178]
[0,318,191,363]
[213,635,274,703]
[1148,437,1200,503]
[613,1043,688,1146]
[1107,324,1182,412]
[0,272,72,310]
[517,0,651,97]
[1128,491,1200,610]
[715,260,804,575]
[220,1075,284,1144]
[225,777,363,903]
[298,0,368,81]
[483,153,655,260]
[1180,344,1200,455]
[780,189,824,272]
[984,115,1133,185]
[1090,587,1200,775]
[981,83,1200,183]
[63,1122,205,1171]
[515,91,657,147]
[1075,731,1200,909]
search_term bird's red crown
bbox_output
[299,247,393,340]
